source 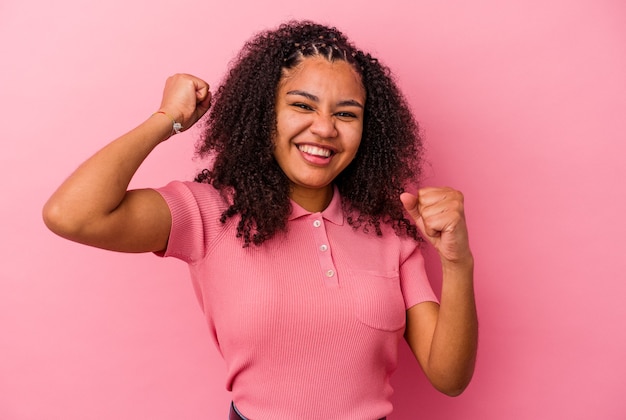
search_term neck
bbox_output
[290,185,334,212]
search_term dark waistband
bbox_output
[229,401,386,420]
[229,402,249,420]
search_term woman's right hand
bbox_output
[157,74,212,133]
[43,75,211,253]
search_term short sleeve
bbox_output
[153,181,226,263]
[399,242,439,309]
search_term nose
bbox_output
[310,113,338,138]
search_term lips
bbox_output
[297,144,334,158]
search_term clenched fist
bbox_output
[401,187,472,266]
[157,73,212,133]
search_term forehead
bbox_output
[278,56,365,100]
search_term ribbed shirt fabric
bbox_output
[155,181,438,420]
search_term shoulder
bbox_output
[154,180,231,237]
[155,181,229,211]
[153,181,233,262]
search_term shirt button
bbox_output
[326,269,335,277]
[320,244,328,252]
[313,220,321,228]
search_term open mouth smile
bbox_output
[297,144,334,158]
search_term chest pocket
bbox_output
[345,269,406,331]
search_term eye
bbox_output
[291,102,314,111]
[335,111,358,120]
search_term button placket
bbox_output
[310,217,338,287]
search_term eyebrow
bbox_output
[286,90,364,109]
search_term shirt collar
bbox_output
[288,185,344,225]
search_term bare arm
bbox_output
[401,188,478,396]
[42,74,211,253]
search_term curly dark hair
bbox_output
[195,20,423,246]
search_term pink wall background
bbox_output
[1,0,625,419]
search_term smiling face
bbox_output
[273,56,366,211]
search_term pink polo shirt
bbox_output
[155,181,437,420]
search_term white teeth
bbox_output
[298,144,332,158]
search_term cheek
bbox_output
[272,117,290,148]
[275,116,300,144]
[348,129,363,155]
[344,133,363,165]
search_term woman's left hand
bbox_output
[402,187,477,396]
[400,187,472,266]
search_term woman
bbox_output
[43,21,477,420]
